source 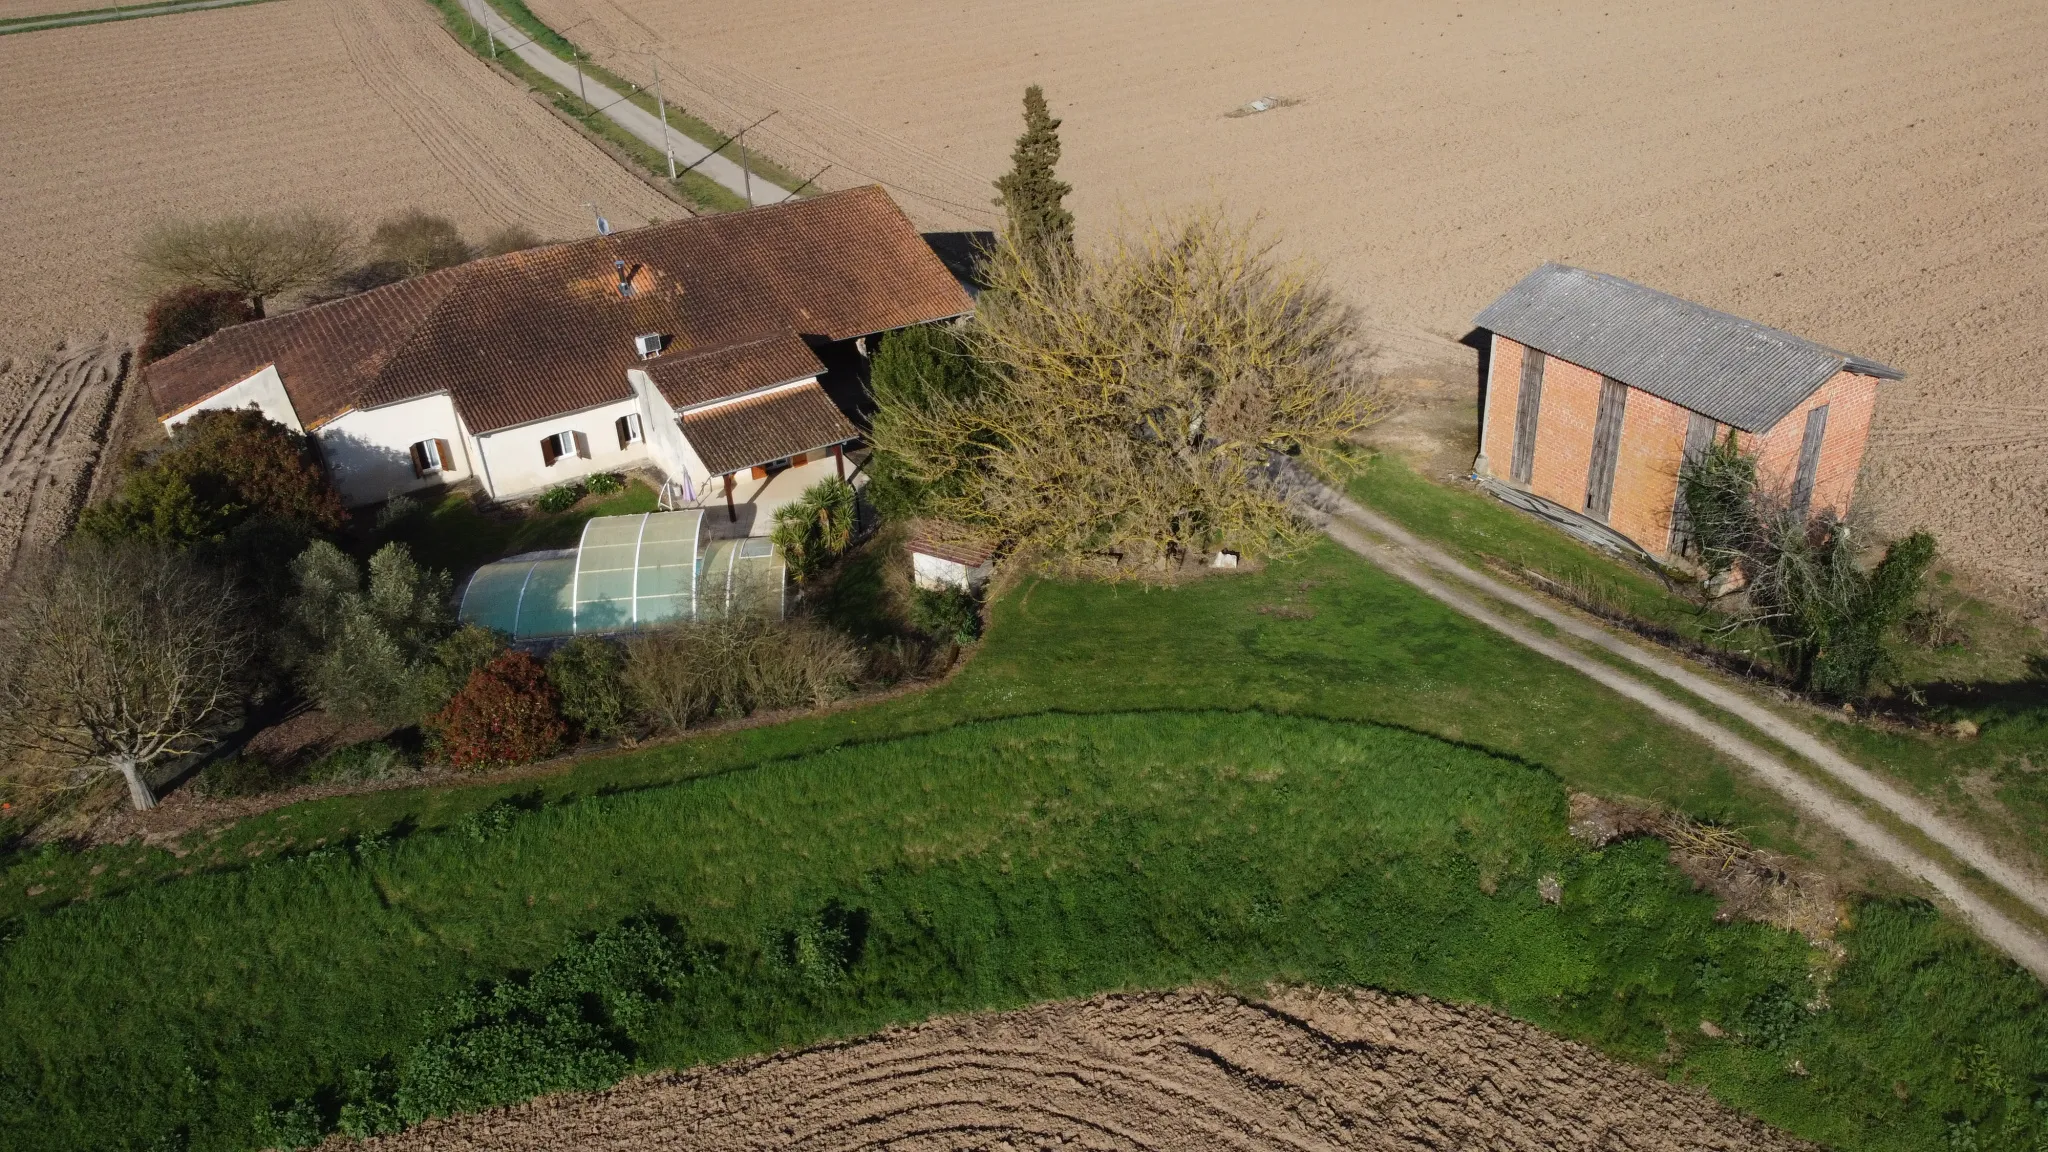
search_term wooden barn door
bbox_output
[1509,350,1545,484]
[1583,377,1628,521]
[1789,404,1830,520]
[1667,411,1719,555]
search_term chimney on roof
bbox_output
[614,259,636,298]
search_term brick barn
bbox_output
[1472,263,1902,561]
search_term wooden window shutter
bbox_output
[616,416,631,450]
[573,431,591,459]
[409,442,427,478]
[790,452,808,467]
[1510,349,1545,484]
[1667,412,1719,555]
[1789,404,1829,520]
[435,440,453,473]
[541,435,559,467]
[1583,376,1628,521]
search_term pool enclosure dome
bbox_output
[458,510,784,641]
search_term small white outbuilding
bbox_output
[907,527,996,592]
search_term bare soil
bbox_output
[362,987,1812,1151]
[0,0,673,552]
[0,339,127,571]
[0,0,675,510]
[528,0,2048,609]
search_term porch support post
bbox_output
[832,443,845,481]
[723,472,737,522]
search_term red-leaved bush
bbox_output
[430,651,566,771]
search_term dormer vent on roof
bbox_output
[634,333,666,360]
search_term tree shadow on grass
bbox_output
[1911,655,2048,724]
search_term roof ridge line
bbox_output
[1546,262,1889,370]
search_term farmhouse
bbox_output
[1472,264,1902,561]
[145,186,973,522]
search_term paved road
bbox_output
[1314,483,2048,980]
[1,0,270,34]
[464,2,792,207]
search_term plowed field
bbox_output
[531,0,2048,606]
[0,340,125,570]
[1,0,673,360]
[368,988,1813,1150]
[0,0,672,554]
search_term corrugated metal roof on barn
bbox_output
[1473,264,1902,432]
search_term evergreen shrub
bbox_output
[536,484,583,513]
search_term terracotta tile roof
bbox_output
[146,186,974,434]
[680,382,858,476]
[907,524,997,568]
[644,330,825,411]
[146,268,467,430]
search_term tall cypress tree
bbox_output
[992,85,1074,268]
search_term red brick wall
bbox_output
[1737,370,1879,519]
[1479,333,1522,470]
[1525,353,1604,508]
[1481,337,1881,556]
[1607,385,1692,550]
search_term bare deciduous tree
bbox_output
[0,541,252,810]
[133,212,356,318]
[370,210,474,278]
[477,223,546,257]
[872,210,1382,575]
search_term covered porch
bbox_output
[666,449,862,539]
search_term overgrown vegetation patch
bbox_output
[0,713,2042,1152]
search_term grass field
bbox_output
[1343,453,2048,872]
[0,526,1819,919]
[3,460,2043,1150]
[4,711,2045,1152]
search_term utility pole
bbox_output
[482,1,496,58]
[652,53,676,179]
[739,130,752,207]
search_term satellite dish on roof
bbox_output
[584,202,611,236]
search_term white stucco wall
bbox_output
[628,369,711,500]
[315,393,473,507]
[474,397,651,499]
[912,551,992,591]
[163,364,303,433]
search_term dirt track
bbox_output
[366,988,1812,1151]
[528,0,2048,607]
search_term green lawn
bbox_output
[4,712,2043,1152]
[1342,452,2048,868]
[372,479,659,577]
[3,484,2043,1151]
[0,537,1812,921]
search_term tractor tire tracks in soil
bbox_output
[366,987,1814,1151]
[0,338,127,573]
